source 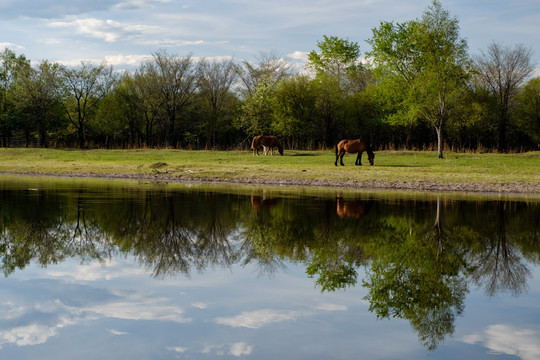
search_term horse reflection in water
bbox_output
[251,135,284,156]
[336,197,373,219]
[250,195,280,211]
[335,139,375,166]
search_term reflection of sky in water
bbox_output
[455,266,540,360]
[1,258,539,359]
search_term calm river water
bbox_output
[0,176,539,360]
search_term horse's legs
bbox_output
[356,152,362,166]
[335,154,339,166]
[340,153,345,166]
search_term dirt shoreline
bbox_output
[4,171,540,197]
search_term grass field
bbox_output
[0,148,539,192]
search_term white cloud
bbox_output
[0,289,190,349]
[167,346,188,353]
[104,54,152,66]
[137,39,205,47]
[0,42,24,51]
[0,301,27,320]
[214,309,299,329]
[461,324,540,360]
[48,18,158,42]
[230,342,253,357]
[191,302,208,309]
[85,298,191,323]
[0,324,57,347]
[288,51,309,62]
[47,260,146,281]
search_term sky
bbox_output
[1,0,539,76]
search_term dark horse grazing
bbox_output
[251,135,283,156]
[335,139,375,166]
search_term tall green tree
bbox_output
[369,1,470,158]
[94,74,145,148]
[307,36,365,146]
[236,76,277,137]
[307,35,362,92]
[515,77,540,146]
[0,48,30,146]
[272,74,319,147]
[11,61,66,147]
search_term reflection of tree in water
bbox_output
[467,202,531,296]
[363,197,468,350]
[242,195,308,276]
[305,197,374,291]
[112,192,243,277]
[1,187,540,350]
[67,198,115,263]
[0,193,114,276]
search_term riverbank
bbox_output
[1,148,539,196]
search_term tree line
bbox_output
[0,1,538,156]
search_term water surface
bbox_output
[0,177,539,359]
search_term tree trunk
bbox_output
[78,125,85,149]
[436,126,444,159]
[498,108,508,153]
[168,115,176,148]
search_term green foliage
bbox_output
[235,76,277,136]
[306,258,358,292]
[307,35,361,84]
[515,77,540,144]
[368,1,471,157]
[271,75,319,144]
[10,61,67,146]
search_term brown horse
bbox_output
[251,195,280,211]
[335,139,374,166]
[336,197,374,219]
[251,135,283,156]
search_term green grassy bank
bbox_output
[1,148,539,193]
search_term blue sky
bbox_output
[1,0,539,75]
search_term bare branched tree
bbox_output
[62,61,116,148]
[238,50,290,97]
[198,57,239,147]
[473,42,535,152]
[142,50,199,148]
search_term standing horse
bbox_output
[335,139,375,166]
[251,135,283,156]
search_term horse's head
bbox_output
[368,149,375,166]
[278,146,283,156]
